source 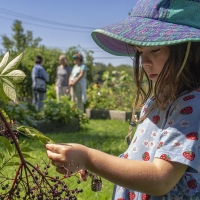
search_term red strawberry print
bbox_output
[128,192,136,200]
[123,153,128,159]
[117,198,125,200]
[152,115,160,124]
[183,95,195,101]
[183,151,195,161]
[186,132,198,140]
[180,106,193,115]
[157,142,163,149]
[187,179,197,189]
[141,193,151,200]
[133,137,137,143]
[160,154,171,161]
[142,152,150,161]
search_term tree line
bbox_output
[1,20,133,100]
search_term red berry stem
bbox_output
[0,110,25,164]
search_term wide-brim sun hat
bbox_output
[91,0,200,57]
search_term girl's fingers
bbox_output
[46,149,63,162]
[45,144,62,153]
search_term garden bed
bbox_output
[86,108,140,122]
[35,118,79,133]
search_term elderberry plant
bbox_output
[0,52,83,199]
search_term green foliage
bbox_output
[2,20,42,52]
[0,51,91,199]
[36,94,89,127]
[92,63,133,83]
[87,70,136,111]
[0,52,26,103]
[5,102,36,125]
[1,21,96,100]
[17,126,55,144]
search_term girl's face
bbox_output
[136,46,170,82]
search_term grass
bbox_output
[0,119,136,199]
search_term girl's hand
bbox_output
[45,143,89,174]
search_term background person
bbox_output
[55,55,71,102]
[31,55,49,111]
[46,0,200,199]
[69,53,87,112]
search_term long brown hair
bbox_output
[134,42,200,110]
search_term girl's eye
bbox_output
[151,49,160,53]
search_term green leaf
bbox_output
[22,153,35,159]
[0,52,9,74]
[17,126,55,144]
[0,86,9,104]
[0,152,5,166]
[20,146,34,152]
[4,70,26,83]
[0,136,13,156]
[2,78,16,102]
[13,153,34,159]
[1,53,23,75]
[4,161,20,166]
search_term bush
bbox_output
[86,70,136,111]
[36,91,89,127]
[4,101,37,127]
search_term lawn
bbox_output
[0,119,136,200]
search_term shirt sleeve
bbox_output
[80,64,87,71]
[41,67,49,82]
[155,92,200,172]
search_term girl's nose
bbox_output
[141,54,152,67]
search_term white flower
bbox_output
[142,140,149,148]
[179,120,189,127]
[132,146,138,153]
[149,141,155,147]
[168,120,174,126]
[140,128,145,134]
[173,140,183,148]
[162,130,168,136]
[151,131,157,138]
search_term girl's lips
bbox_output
[149,74,158,79]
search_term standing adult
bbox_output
[31,55,49,111]
[69,53,88,112]
[55,55,71,102]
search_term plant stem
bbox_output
[0,110,25,164]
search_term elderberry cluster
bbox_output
[0,114,84,200]
[0,161,83,199]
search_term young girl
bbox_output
[45,0,200,199]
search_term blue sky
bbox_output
[0,0,138,66]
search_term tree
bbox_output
[1,20,95,100]
[2,20,42,52]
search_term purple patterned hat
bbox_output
[92,0,200,56]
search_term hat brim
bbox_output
[92,16,200,56]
